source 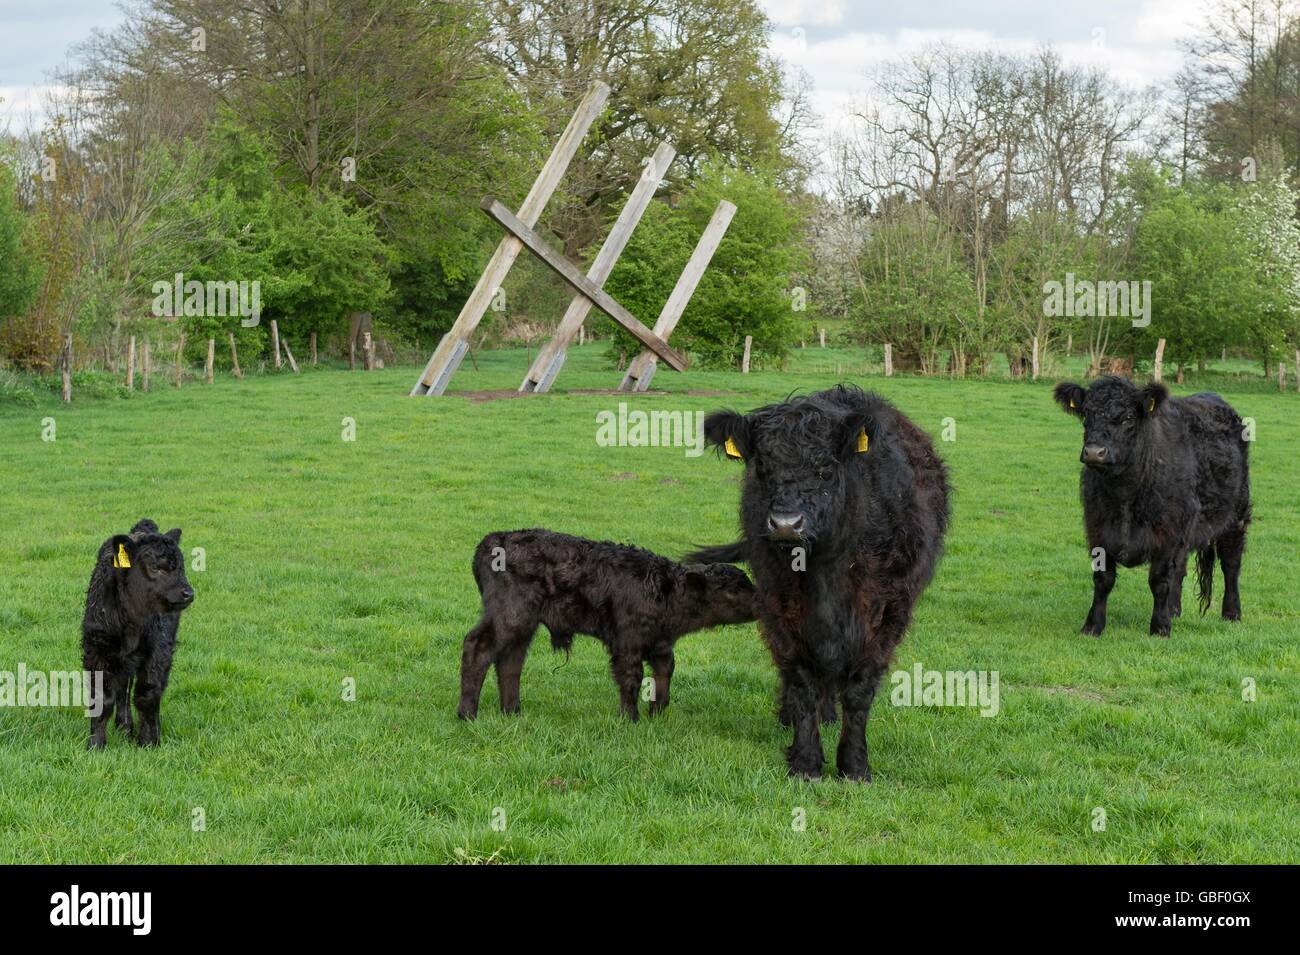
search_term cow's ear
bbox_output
[683,564,709,592]
[703,411,749,461]
[1054,382,1086,418]
[839,411,877,460]
[1140,382,1168,417]
[109,535,137,570]
[164,527,182,544]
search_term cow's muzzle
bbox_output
[766,511,805,542]
[1081,444,1109,467]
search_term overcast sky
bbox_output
[1,1,1204,134]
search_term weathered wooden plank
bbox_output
[482,198,688,372]
[523,140,677,393]
[620,200,735,391]
[412,81,611,395]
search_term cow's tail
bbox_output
[683,540,749,565]
[1195,543,1216,615]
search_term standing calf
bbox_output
[1054,377,1251,636]
[689,386,950,781]
[82,519,194,748]
[457,530,756,721]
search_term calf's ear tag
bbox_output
[1146,397,1156,413]
[724,437,742,460]
[1069,398,1077,409]
[856,428,870,453]
[113,544,131,569]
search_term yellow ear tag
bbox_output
[856,428,870,453]
[724,437,742,460]
[114,544,131,569]
[1069,398,1076,409]
[1147,398,1156,413]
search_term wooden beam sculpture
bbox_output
[411,81,611,396]
[619,200,736,392]
[521,141,677,392]
[411,80,727,396]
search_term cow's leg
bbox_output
[134,654,173,747]
[1147,553,1176,637]
[1081,564,1117,636]
[457,618,497,720]
[837,665,883,782]
[87,668,116,751]
[782,665,824,779]
[494,630,535,715]
[647,647,674,716]
[111,672,133,736]
[1171,552,1188,618]
[1217,528,1246,621]
[609,648,644,721]
[778,672,837,725]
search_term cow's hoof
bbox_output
[788,767,822,781]
[456,707,478,721]
[1223,610,1241,622]
[838,769,872,784]
[87,737,105,751]
[1149,626,1171,638]
[1080,624,1103,638]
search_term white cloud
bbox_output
[760,0,846,27]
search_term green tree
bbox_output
[0,151,48,369]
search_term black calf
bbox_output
[457,530,755,721]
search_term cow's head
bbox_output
[684,563,756,627]
[1054,376,1167,471]
[110,524,195,616]
[703,386,882,550]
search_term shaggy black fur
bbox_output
[1053,377,1251,637]
[457,530,756,721]
[81,519,194,749]
[688,385,950,781]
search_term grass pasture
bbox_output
[1,346,1297,863]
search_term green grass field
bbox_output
[2,346,1297,863]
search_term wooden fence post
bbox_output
[61,334,72,403]
[578,326,585,346]
[229,333,243,378]
[363,331,375,371]
[310,330,318,366]
[1031,337,1040,380]
[126,336,136,391]
[1280,359,1287,392]
[742,335,752,373]
[1153,338,1166,384]
[884,343,893,377]
[1295,349,1299,393]
[175,334,186,388]
[282,336,300,373]
[142,342,151,392]
[1066,333,1072,354]
[205,338,215,384]
[271,320,282,369]
[819,328,826,348]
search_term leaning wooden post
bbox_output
[205,338,215,384]
[175,334,186,388]
[413,81,611,396]
[310,331,318,366]
[619,200,737,392]
[142,342,151,392]
[271,320,282,369]
[126,336,136,391]
[742,335,752,373]
[228,333,243,378]
[61,334,72,403]
[523,140,677,393]
[1031,336,1040,380]
[282,336,300,373]
[884,343,893,377]
[1153,338,1166,383]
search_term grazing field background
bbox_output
[1,347,1297,863]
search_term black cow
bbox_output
[457,530,756,721]
[689,385,950,781]
[82,519,194,749]
[1053,376,1251,637]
